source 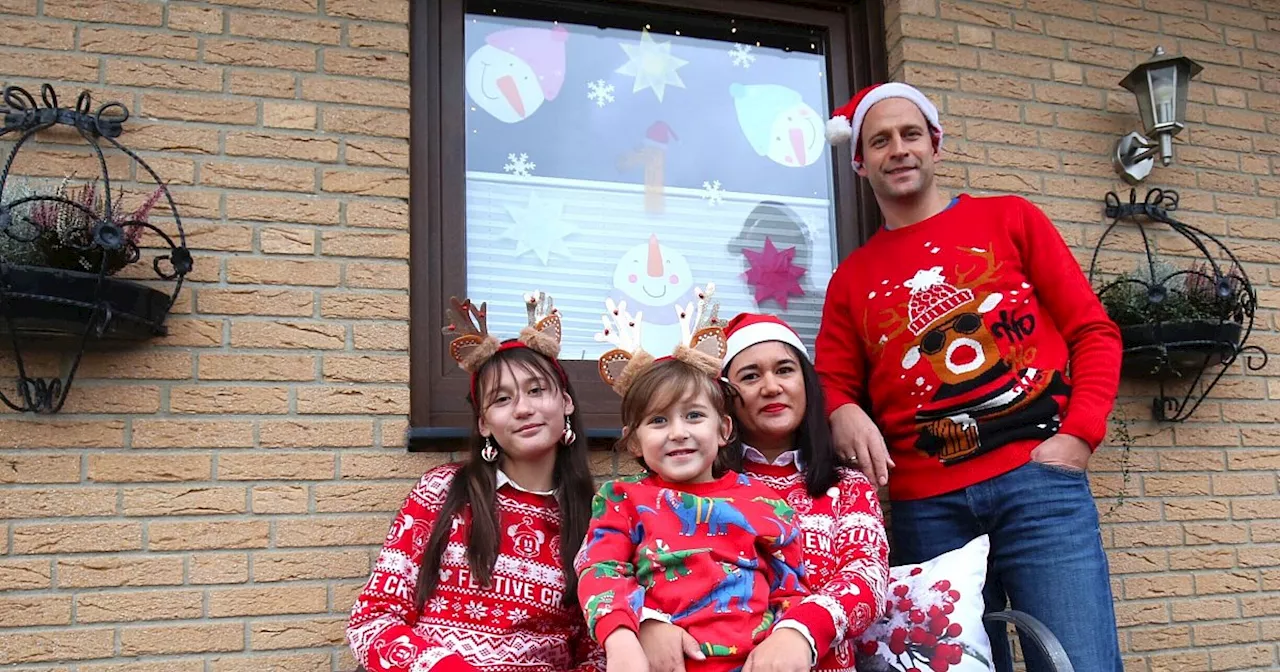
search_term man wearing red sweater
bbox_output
[814,83,1123,672]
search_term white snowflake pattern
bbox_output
[464,600,489,620]
[491,607,504,618]
[428,597,449,613]
[587,79,616,107]
[503,153,536,178]
[507,608,530,624]
[729,44,756,68]
[701,180,724,206]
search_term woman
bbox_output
[639,313,889,672]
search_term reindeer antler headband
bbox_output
[442,291,567,403]
[595,284,728,396]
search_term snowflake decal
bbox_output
[701,180,724,206]
[428,597,449,613]
[503,153,536,178]
[507,608,530,624]
[464,600,489,620]
[587,79,616,107]
[729,44,756,68]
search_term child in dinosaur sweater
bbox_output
[576,322,831,672]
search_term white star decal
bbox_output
[502,192,577,264]
[615,30,688,102]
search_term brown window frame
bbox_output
[408,0,886,450]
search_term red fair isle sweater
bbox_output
[744,460,890,672]
[575,472,833,672]
[816,194,1122,501]
[348,464,603,672]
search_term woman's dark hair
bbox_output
[724,342,839,497]
[413,346,594,611]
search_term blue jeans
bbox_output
[889,460,1123,672]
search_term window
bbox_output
[410,0,885,442]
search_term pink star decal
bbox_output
[742,236,806,309]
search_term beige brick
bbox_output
[148,520,269,551]
[158,319,225,348]
[1173,597,1239,623]
[142,94,256,125]
[322,230,409,258]
[1169,549,1234,573]
[314,482,405,512]
[44,0,163,25]
[227,194,338,224]
[1195,620,1259,646]
[1115,600,1167,628]
[0,419,125,449]
[201,160,316,193]
[57,556,184,588]
[0,628,114,664]
[198,353,316,381]
[0,17,75,49]
[209,584,327,617]
[229,320,346,349]
[225,131,339,162]
[1158,450,1227,471]
[1210,646,1276,671]
[324,49,408,80]
[82,659,206,672]
[8,146,130,177]
[254,550,369,582]
[120,623,243,656]
[132,420,254,448]
[344,261,408,290]
[190,552,249,585]
[1233,498,1280,519]
[348,23,409,51]
[82,27,198,59]
[0,487,115,518]
[322,354,408,383]
[324,106,410,138]
[211,0,318,10]
[340,451,447,480]
[13,522,142,554]
[197,288,315,317]
[276,515,388,547]
[1130,627,1193,652]
[204,38,317,70]
[227,258,341,285]
[218,452,335,481]
[320,292,408,320]
[1196,571,1259,595]
[1114,524,1183,548]
[1125,574,1194,599]
[259,419,375,448]
[252,485,309,513]
[260,226,317,254]
[1242,595,1280,618]
[0,595,71,627]
[229,68,297,98]
[325,0,405,22]
[0,454,80,484]
[122,486,247,516]
[210,652,333,672]
[168,4,223,33]
[262,101,318,130]
[230,11,341,43]
[346,138,410,168]
[250,616,347,650]
[1143,475,1210,496]
[321,168,409,198]
[0,558,52,590]
[354,322,408,350]
[0,0,34,14]
[346,199,409,228]
[77,590,203,623]
[296,386,409,415]
[302,76,409,108]
[88,453,211,483]
[59,384,163,414]
[1164,499,1229,521]
[1212,473,1276,496]
[106,59,222,92]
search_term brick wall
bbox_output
[0,0,1276,670]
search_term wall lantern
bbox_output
[1113,46,1203,184]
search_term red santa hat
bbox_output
[485,25,569,101]
[722,313,809,371]
[825,82,943,170]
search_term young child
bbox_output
[348,293,602,672]
[576,290,831,672]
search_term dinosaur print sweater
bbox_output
[575,471,833,672]
[348,464,603,672]
[744,457,890,672]
[816,194,1122,500]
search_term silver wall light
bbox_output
[1113,46,1203,184]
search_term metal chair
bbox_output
[985,609,1075,672]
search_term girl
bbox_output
[348,294,601,672]
[577,296,828,672]
[639,313,890,672]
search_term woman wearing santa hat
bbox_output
[637,313,889,672]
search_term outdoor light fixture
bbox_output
[1113,46,1203,184]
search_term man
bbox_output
[814,82,1124,672]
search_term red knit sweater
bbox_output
[744,461,889,672]
[575,472,832,672]
[348,464,603,672]
[816,194,1121,500]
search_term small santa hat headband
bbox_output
[441,291,568,404]
[721,313,809,371]
[596,284,728,397]
[825,82,943,170]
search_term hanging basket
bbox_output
[0,264,172,343]
[1118,319,1243,378]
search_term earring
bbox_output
[481,437,498,463]
[562,416,576,445]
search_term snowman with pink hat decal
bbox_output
[466,25,568,123]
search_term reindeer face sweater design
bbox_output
[816,195,1122,500]
[575,472,835,672]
